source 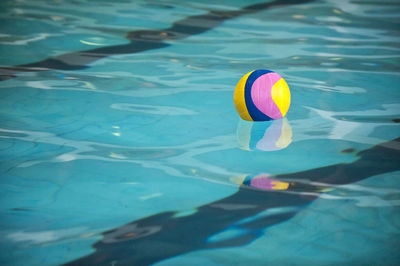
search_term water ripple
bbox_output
[109,103,197,115]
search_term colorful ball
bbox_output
[236,118,292,151]
[233,69,291,121]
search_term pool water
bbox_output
[0,0,399,265]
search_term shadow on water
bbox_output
[0,0,313,81]
[65,137,400,265]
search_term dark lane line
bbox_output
[0,0,313,81]
[66,189,310,266]
[65,138,400,265]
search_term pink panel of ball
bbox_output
[250,73,282,119]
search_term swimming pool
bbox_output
[0,0,399,265]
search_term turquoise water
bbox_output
[0,0,400,265]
